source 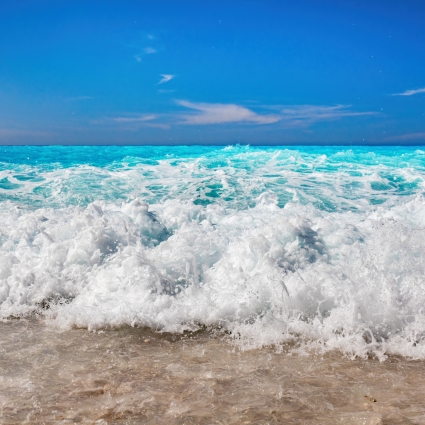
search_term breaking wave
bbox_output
[1,145,425,359]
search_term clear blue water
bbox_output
[1,145,425,210]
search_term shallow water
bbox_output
[1,319,425,425]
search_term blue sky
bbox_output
[0,0,424,145]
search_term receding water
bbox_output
[1,319,425,424]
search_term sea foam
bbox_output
[1,146,425,359]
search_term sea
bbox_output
[1,145,425,424]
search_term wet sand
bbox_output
[1,319,424,425]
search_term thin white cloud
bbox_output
[177,101,374,126]
[278,104,376,126]
[134,47,158,62]
[67,96,93,101]
[392,87,425,96]
[158,89,176,93]
[102,114,170,131]
[95,115,169,130]
[158,74,174,85]
[177,101,281,125]
[144,47,157,54]
[99,102,376,131]
[112,115,157,123]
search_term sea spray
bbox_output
[1,146,425,359]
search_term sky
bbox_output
[0,0,424,145]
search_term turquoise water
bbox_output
[1,145,425,210]
[1,145,425,359]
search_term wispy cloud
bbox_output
[277,104,376,126]
[158,89,176,94]
[112,115,157,123]
[95,114,169,129]
[144,47,157,54]
[98,102,376,131]
[177,101,375,126]
[392,87,425,96]
[177,101,281,125]
[134,47,158,62]
[65,96,93,101]
[158,74,174,85]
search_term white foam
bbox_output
[1,194,425,359]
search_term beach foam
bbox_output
[1,146,425,359]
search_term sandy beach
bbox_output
[1,319,424,424]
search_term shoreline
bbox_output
[1,319,425,424]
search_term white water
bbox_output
[1,191,425,360]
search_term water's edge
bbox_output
[1,319,425,424]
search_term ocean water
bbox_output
[1,145,425,360]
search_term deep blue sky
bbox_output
[1,0,424,145]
